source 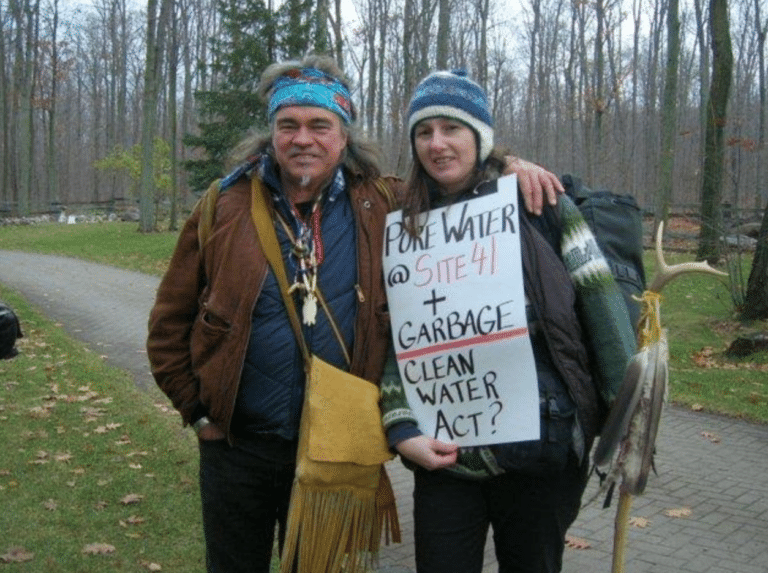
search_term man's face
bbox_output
[272,106,348,195]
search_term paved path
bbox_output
[1,250,767,573]
[0,250,158,389]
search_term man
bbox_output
[147,54,562,573]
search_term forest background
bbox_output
[1,0,768,317]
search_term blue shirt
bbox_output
[230,156,358,444]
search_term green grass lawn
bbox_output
[0,221,179,276]
[643,250,768,422]
[0,286,205,572]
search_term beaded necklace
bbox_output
[275,193,325,325]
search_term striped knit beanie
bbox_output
[408,70,494,161]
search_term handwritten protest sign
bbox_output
[383,175,539,447]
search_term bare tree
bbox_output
[756,0,768,209]
[12,0,41,216]
[627,0,643,196]
[572,0,593,179]
[475,0,489,88]
[656,0,680,231]
[525,0,541,159]
[743,205,768,319]
[0,0,764,238]
[755,0,768,207]
[563,3,580,170]
[697,0,733,263]
[1,1,10,207]
[693,0,710,166]
[436,0,449,69]
[592,0,606,175]
[139,0,173,232]
[361,0,380,134]
[315,0,330,55]
[42,0,60,209]
[740,0,768,320]
[329,0,344,67]
[640,0,664,206]
[168,0,180,231]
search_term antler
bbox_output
[648,221,728,294]
[600,220,728,573]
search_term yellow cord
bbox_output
[636,291,664,349]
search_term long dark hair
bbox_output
[402,143,509,236]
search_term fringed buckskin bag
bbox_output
[249,178,400,573]
[281,357,398,573]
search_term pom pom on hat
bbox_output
[407,70,494,161]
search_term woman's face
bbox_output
[413,117,478,196]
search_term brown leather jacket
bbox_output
[147,174,399,441]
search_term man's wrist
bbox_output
[192,416,214,436]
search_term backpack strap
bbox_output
[249,178,311,365]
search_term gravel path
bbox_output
[0,250,159,389]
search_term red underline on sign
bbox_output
[395,327,529,361]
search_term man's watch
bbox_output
[192,416,214,436]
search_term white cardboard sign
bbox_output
[383,174,540,447]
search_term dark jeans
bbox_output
[199,436,296,573]
[412,454,588,573]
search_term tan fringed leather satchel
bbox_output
[248,178,400,573]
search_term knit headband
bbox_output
[267,68,354,125]
[408,70,494,161]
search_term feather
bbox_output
[624,336,668,495]
[593,347,650,467]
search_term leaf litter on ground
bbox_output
[0,288,203,572]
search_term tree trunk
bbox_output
[168,1,179,232]
[331,0,344,68]
[365,0,378,134]
[756,0,767,210]
[436,0,449,69]
[16,0,40,216]
[742,204,768,319]
[375,0,387,145]
[46,0,60,208]
[1,1,10,207]
[696,0,732,263]
[656,0,679,232]
[314,0,329,55]
[693,0,710,184]
[630,0,641,197]
[593,0,605,173]
[475,0,489,89]
[526,0,540,160]
[139,0,172,232]
[642,0,663,207]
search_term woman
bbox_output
[380,70,636,572]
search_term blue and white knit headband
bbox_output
[408,70,494,161]
[267,68,354,125]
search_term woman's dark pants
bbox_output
[412,455,588,573]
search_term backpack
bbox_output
[560,173,646,331]
[0,301,23,359]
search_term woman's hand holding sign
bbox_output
[395,435,459,470]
